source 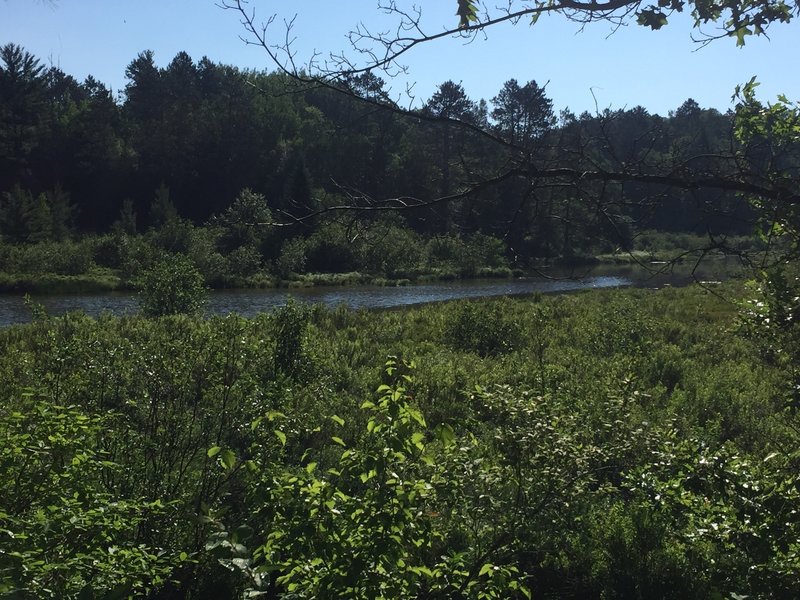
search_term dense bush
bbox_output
[212,189,273,255]
[442,298,522,356]
[275,237,308,278]
[1,284,798,597]
[138,254,207,317]
[426,233,508,276]
[1,240,94,275]
[272,298,312,377]
[0,395,181,598]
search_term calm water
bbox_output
[0,261,742,327]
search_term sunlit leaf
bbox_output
[220,449,236,470]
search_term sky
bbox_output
[2,0,799,116]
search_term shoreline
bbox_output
[0,251,736,296]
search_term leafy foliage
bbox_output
[273,298,312,378]
[626,434,800,596]
[138,253,207,317]
[450,0,798,45]
[443,299,522,357]
[213,358,531,599]
[1,281,799,597]
[0,394,180,598]
[457,0,479,28]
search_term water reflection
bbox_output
[0,260,743,327]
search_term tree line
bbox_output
[1,42,756,264]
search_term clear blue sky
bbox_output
[3,0,799,116]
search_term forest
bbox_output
[2,0,800,596]
[0,42,766,292]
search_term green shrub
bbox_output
[272,298,311,377]
[138,254,207,317]
[426,234,508,277]
[305,223,359,273]
[187,230,228,286]
[118,234,164,282]
[212,188,273,254]
[275,236,308,277]
[225,244,263,278]
[4,240,94,275]
[90,233,127,269]
[0,395,181,597]
[149,217,195,253]
[442,299,521,357]
[211,361,531,600]
[359,223,424,276]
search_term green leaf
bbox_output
[408,407,426,427]
[436,423,456,449]
[479,563,494,577]
[220,449,236,470]
[412,565,434,577]
[457,0,479,27]
[207,446,221,458]
[330,414,345,426]
[734,26,751,46]
[274,429,287,446]
[636,9,668,29]
[331,436,346,447]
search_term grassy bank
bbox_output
[0,266,520,295]
[0,271,125,294]
[1,228,765,295]
[0,228,518,294]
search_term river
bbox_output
[0,261,742,327]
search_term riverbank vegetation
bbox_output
[0,214,758,294]
[2,281,799,598]
[0,204,519,293]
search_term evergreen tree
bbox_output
[491,79,555,147]
[45,184,75,241]
[424,81,476,223]
[114,199,138,235]
[0,185,52,243]
[0,44,47,189]
[149,183,177,228]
